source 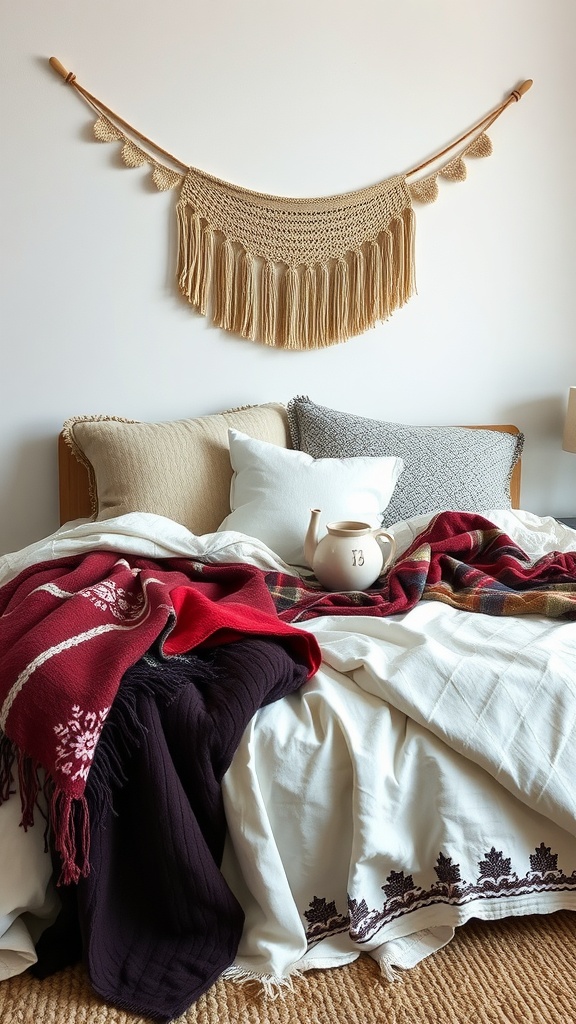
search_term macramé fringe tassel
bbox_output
[176,204,416,349]
[284,265,300,348]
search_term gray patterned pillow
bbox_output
[287,396,524,527]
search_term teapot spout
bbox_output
[304,508,322,568]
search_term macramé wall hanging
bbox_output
[49,58,532,350]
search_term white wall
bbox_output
[2,0,575,555]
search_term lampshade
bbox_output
[563,387,576,453]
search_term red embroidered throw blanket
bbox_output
[267,511,576,621]
[0,552,321,883]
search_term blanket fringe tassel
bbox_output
[0,731,89,886]
[375,952,404,983]
[223,957,401,993]
[222,964,303,997]
[0,730,16,802]
[177,206,416,349]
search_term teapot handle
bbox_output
[372,529,396,570]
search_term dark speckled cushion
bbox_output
[287,396,524,527]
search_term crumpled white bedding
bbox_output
[0,786,59,980]
[0,507,575,983]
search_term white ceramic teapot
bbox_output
[304,508,396,592]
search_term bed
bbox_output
[1,396,576,1023]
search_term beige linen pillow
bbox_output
[62,403,290,535]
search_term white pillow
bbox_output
[218,429,404,566]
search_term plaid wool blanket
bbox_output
[267,511,576,621]
[0,552,320,884]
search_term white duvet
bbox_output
[1,508,575,984]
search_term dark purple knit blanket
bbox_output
[71,636,310,1022]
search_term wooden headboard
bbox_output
[58,432,93,525]
[58,423,523,527]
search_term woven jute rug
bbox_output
[2,912,576,1024]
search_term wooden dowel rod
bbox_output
[49,57,73,81]
[515,79,533,98]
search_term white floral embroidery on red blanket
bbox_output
[79,579,145,621]
[54,705,110,782]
